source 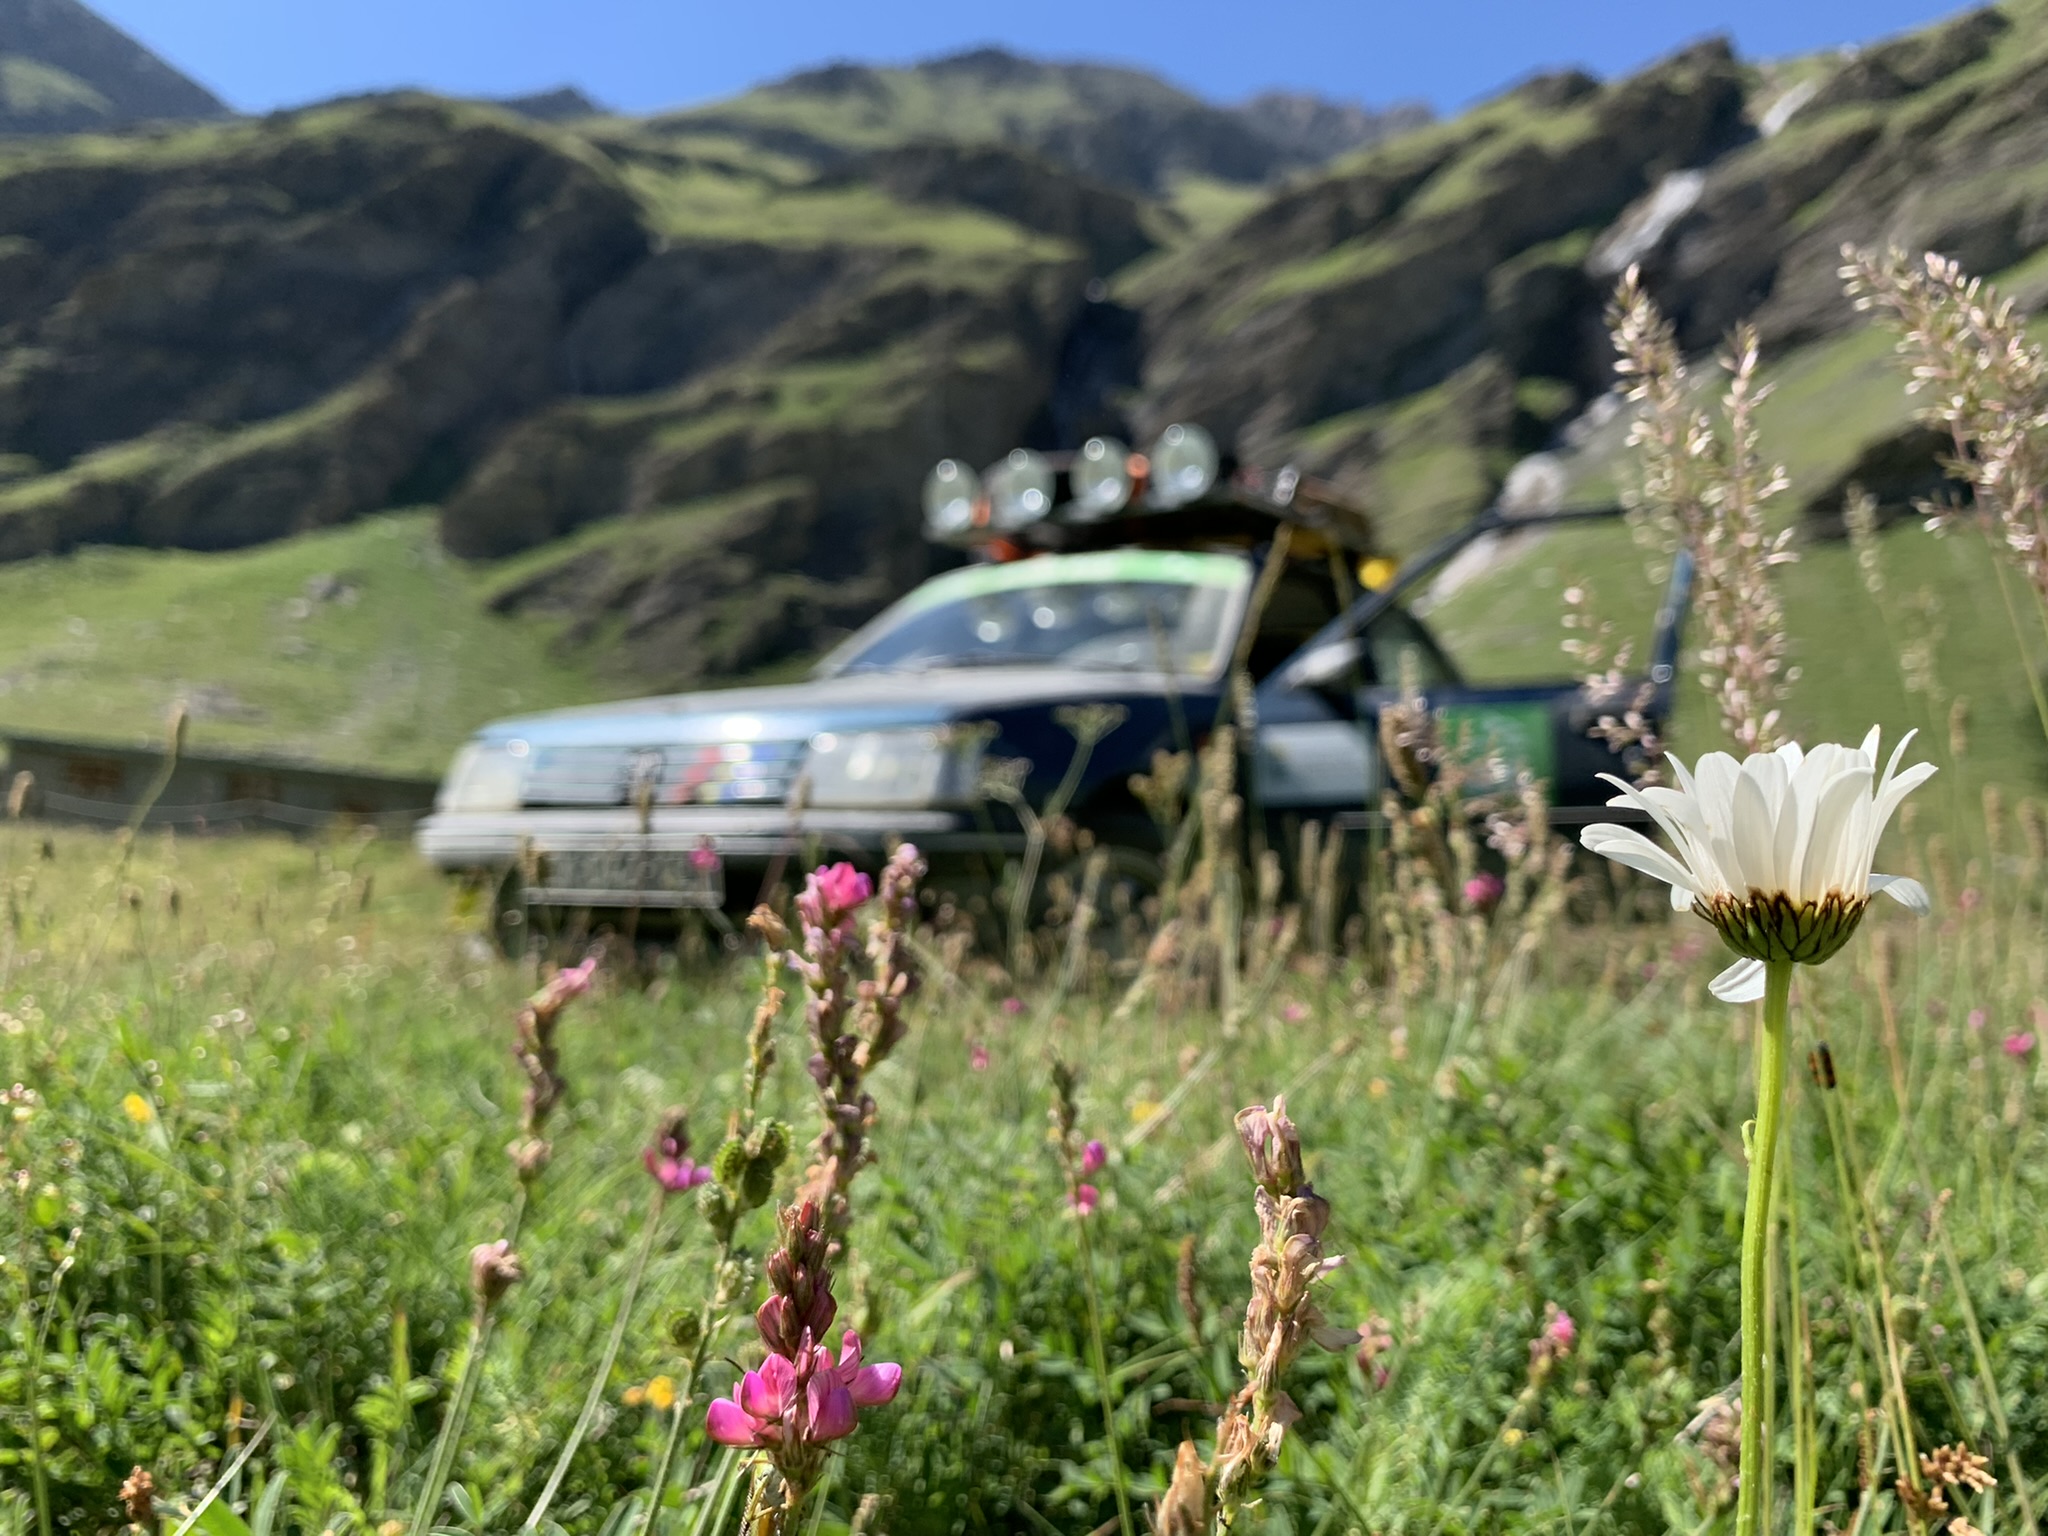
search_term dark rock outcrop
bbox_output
[0,96,650,554]
[828,141,1157,278]
[1130,42,1749,451]
[1605,6,2048,352]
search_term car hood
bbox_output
[471,667,1195,749]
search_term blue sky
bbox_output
[96,0,1969,116]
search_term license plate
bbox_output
[530,848,723,908]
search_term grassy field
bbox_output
[0,514,607,775]
[0,741,2043,1533]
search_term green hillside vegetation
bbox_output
[0,515,604,773]
[1426,278,2048,807]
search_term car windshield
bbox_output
[821,550,1250,678]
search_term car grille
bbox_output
[521,740,808,808]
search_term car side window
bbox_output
[1364,607,1459,690]
[1245,563,1343,680]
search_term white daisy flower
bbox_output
[1580,728,1936,1003]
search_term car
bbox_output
[416,425,1688,950]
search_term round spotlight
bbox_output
[1068,436,1133,521]
[986,448,1056,531]
[922,458,983,539]
[1148,422,1219,508]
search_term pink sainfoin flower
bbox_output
[708,1201,900,1499]
[643,1106,712,1193]
[1069,1183,1100,1217]
[1081,1139,1107,1176]
[533,955,598,1013]
[1355,1315,1395,1390]
[1000,995,1025,1016]
[1280,1000,1309,1024]
[2005,1032,2037,1059]
[1968,1008,1988,1032]
[1530,1303,1576,1371]
[796,862,872,946]
[706,1329,902,1450]
[1463,871,1505,912]
[969,1042,990,1072]
[509,953,599,1182]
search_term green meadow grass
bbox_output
[0,515,605,775]
[0,789,2044,1533]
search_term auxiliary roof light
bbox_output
[1068,435,1134,521]
[922,458,983,540]
[1147,421,1219,508]
[985,448,1056,531]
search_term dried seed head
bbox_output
[469,1239,524,1308]
[119,1467,155,1525]
[1234,1098,1306,1198]
[1154,1440,1210,1536]
[1921,1443,1996,1493]
[1897,1478,1949,1522]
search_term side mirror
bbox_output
[1280,636,1362,691]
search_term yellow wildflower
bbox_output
[121,1092,154,1124]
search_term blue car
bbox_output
[417,426,1685,947]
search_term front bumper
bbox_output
[415,806,1002,885]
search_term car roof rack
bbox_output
[1020,461,1380,558]
[922,424,1382,560]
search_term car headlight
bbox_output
[437,740,530,812]
[803,727,980,809]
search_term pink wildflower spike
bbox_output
[1968,1008,1987,1031]
[1547,1308,1576,1349]
[644,1107,712,1193]
[690,837,720,872]
[969,1042,990,1072]
[1463,871,1505,911]
[535,956,598,1010]
[1070,1183,1099,1216]
[2005,1031,2037,1058]
[1081,1139,1107,1176]
[804,862,872,918]
[643,1146,712,1192]
[1280,1001,1309,1024]
[1000,996,1025,1016]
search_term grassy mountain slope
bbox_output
[0,514,601,772]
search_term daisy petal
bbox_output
[1869,874,1931,915]
[1581,823,1698,894]
[1709,958,1768,1003]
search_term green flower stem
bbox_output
[407,1305,497,1536]
[1738,959,1793,1536]
[634,1232,738,1536]
[524,1186,668,1532]
[1074,1212,1134,1536]
[409,1187,530,1536]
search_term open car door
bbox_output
[1251,506,1693,830]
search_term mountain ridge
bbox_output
[0,5,2038,728]
[0,0,225,132]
